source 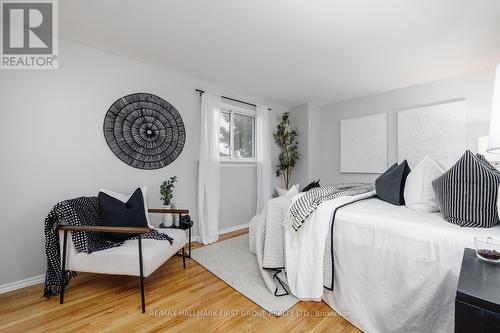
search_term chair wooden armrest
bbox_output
[148,208,189,214]
[57,224,151,234]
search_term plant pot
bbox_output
[163,205,174,227]
[170,202,178,226]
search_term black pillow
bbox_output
[432,150,500,228]
[301,179,320,192]
[98,188,148,242]
[375,161,411,205]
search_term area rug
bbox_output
[191,234,299,315]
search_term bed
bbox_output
[251,195,500,332]
[322,197,500,332]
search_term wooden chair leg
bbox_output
[182,247,186,269]
[138,235,145,313]
[60,230,68,304]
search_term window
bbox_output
[219,103,256,161]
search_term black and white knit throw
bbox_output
[289,183,375,231]
[43,196,173,297]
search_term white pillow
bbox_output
[404,156,444,212]
[276,184,299,197]
[99,187,152,227]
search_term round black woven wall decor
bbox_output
[103,93,186,170]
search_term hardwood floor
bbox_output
[0,229,361,333]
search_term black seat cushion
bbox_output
[375,161,411,205]
[301,179,320,192]
[432,150,500,228]
[98,188,148,242]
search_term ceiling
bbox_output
[60,0,500,107]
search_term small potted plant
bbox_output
[160,176,177,227]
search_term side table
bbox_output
[164,220,193,258]
[455,248,500,332]
[148,208,193,258]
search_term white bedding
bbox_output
[285,191,376,300]
[253,194,297,295]
[322,198,500,333]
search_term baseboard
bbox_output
[0,274,45,294]
[191,223,249,243]
[0,224,249,294]
[220,222,249,235]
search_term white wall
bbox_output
[288,103,322,188]
[219,165,257,230]
[0,40,287,285]
[315,70,495,185]
[288,104,308,188]
[306,104,321,182]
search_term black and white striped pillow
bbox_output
[432,150,500,228]
[476,153,499,173]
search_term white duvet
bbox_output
[322,198,500,333]
[251,193,500,332]
[285,191,375,300]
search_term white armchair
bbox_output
[58,209,188,313]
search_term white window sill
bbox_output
[221,159,257,167]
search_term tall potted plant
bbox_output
[160,176,177,226]
[273,112,300,189]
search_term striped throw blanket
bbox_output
[289,183,375,231]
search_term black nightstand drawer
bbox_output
[455,248,500,333]
[456,300,500,333]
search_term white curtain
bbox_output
[198,92,221,244]
[256,105,273,213]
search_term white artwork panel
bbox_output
[340,113,388,173]
[397,100,467,169]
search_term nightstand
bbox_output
[455,248,500,333]
[149,208,193,258]
[164,220,193,258]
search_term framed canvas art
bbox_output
[340,113,388,173]
[397,99,467,169]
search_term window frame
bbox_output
[219,102,257,163]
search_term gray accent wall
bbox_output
[289,104,309,188]
[314,70,496,185]
[288,103,321,188]
[220,165,257,230]
[0,40,287,285]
